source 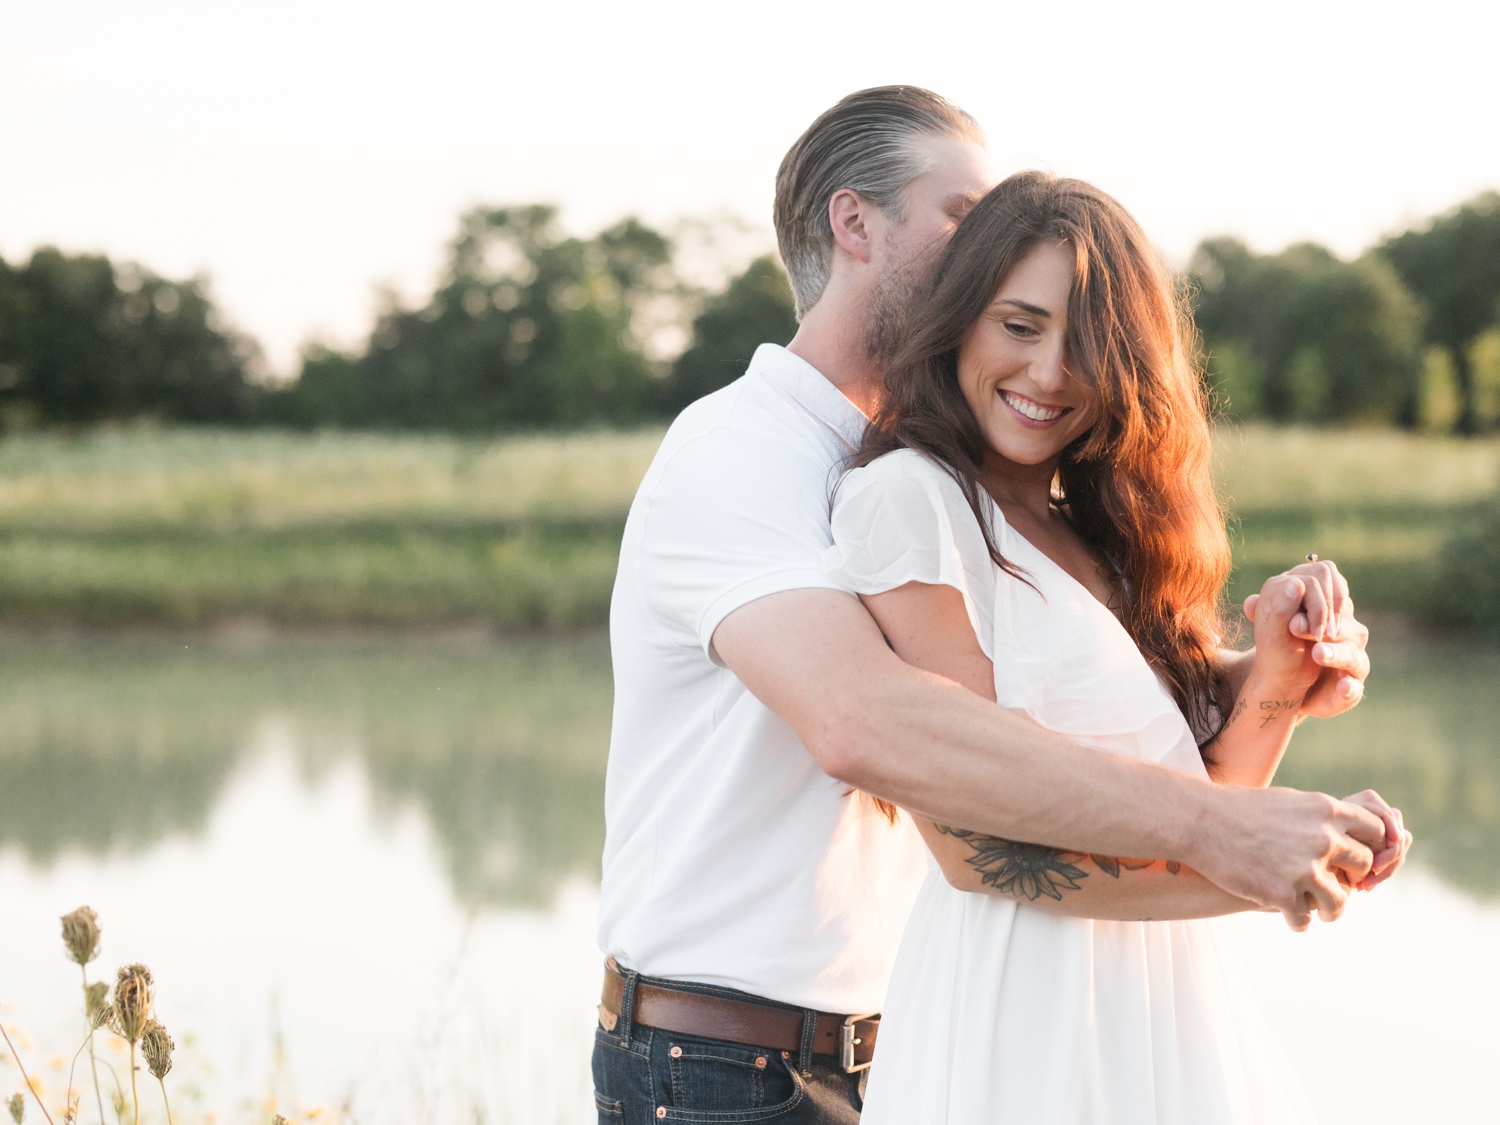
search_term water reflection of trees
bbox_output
[0,637,612,908]
[0,633,1495,905]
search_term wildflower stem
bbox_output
[80,965,105,1125]
[155,1079,171,1125]
[127,1042,140,1125]
[95,1060,124,1125]
[0,1019,59,1125]
[65,1029,93,1123]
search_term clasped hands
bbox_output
[1243,558,1412,900]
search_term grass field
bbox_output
[1214,426,1500,614]
[0,424,1495,629]
[0,428,661,628]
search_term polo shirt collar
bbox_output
[748,343,869,450]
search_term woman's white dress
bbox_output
[822,449,1315,1125]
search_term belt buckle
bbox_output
[840,1012,878,1073]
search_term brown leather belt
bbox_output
[600,960,879,1073]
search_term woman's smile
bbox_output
[999,388,1071,427]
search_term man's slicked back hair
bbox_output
[774,86,984,317]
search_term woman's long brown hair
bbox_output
[854,171,1232,754]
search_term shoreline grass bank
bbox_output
[0,425,1495,631]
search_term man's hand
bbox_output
[1187,784,1386,931]
[1243,558,1369,719]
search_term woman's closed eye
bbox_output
[1004,320,1041,339]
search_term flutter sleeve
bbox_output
[822,449,996,660]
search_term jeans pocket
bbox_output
[660,1035,805,1122]
[594,1025,651,1122]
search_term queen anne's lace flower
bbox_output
[113,964,154,1044]
[141,1020,174,1080]
[60,907,100,966]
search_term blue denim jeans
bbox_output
[591,969,867,1124]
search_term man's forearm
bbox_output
[715,587,1386,924]
[826,657,1218,860]
[717,588,1218,862]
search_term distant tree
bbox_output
[0,248,257,427]
[281,206,674,430]
[1189,239,1423,425]
[660,255,798,413]
[274,343,370,427]
[1380,191,1500,433]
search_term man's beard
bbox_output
[863,241,940,367]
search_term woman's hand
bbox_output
[1208,574,1324,787]
[1341,790,1413,891]
[1243,573,1326,703]
[1243,558,1369,718]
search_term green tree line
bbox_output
[1192,191,1500,432]
[0,250,260,429]
[1,192,1497,433]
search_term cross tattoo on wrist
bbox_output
[1257,698,1300,728]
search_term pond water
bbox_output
[0,628,1496,1124]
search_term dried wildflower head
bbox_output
[271,1116,288,1125]
[60,907,101,967]
[85,981,110,1025]
[140,1020,174,1080]
[113,963,154,1043]
[6,1092,23,1124]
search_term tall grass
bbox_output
[1214,425,1500,613]
[1214,424,1500,511]
[0,424,1494,628]
[0,427,663,534]
[0,428,664,628]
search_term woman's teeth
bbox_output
[1001,391,1065,422]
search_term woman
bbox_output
[822,172,1402,1122]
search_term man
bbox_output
[592,87,1400,1123]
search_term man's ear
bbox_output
[828,188,875,264]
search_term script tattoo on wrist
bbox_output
[1257,698,1301,728]
[1223,694,1304,733]
[932,825,1177,902]
[1224,698,1249,729]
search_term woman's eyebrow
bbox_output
[995,298,1051,318]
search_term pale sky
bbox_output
[3,0,1496,375]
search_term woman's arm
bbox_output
[915,819,1258,920]
[1206,573,1329,788]
[858,580,1261,921]
[1213,565,1410,881]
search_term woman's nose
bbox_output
[1031,341,1070,392]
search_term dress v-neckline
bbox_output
[981,492,1126,628]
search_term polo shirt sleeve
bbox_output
[635,426,852,664]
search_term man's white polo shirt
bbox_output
[598,344,928,1015]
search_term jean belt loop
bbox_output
[618,968,640,1043]
[797,1009,818,1077]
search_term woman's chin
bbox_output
[988,432,1071,468]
